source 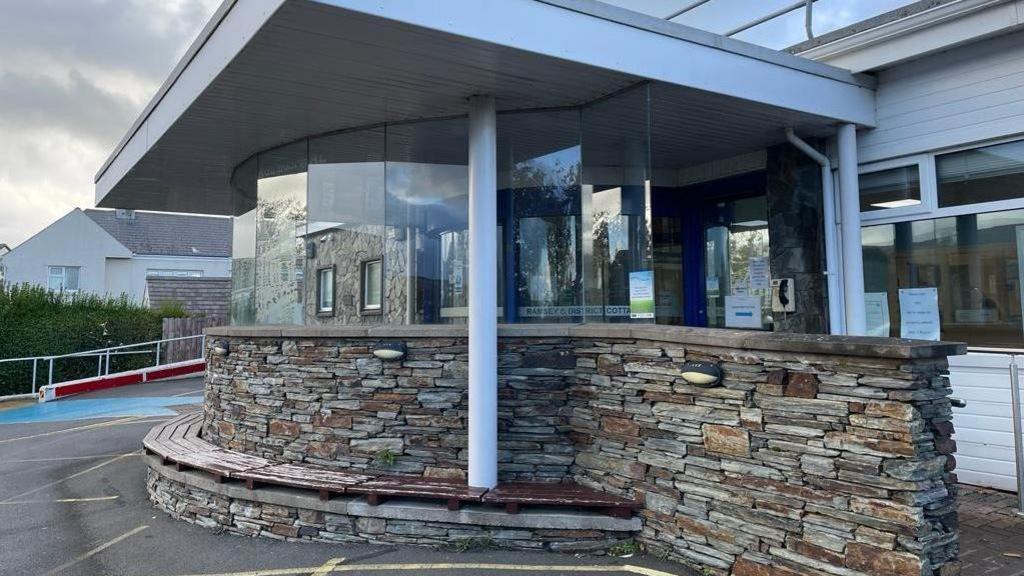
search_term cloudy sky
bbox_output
[0,0,910,249]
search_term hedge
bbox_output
[0,283,186,396]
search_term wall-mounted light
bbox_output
[373,342,406,361]
[213,340,230,357]
[680,361,722,388]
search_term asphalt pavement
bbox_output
[0,377,694,576]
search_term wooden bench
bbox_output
[347,476,487,511]
[481,482,638,518]
[143,413,269,482]
[237,464,372,501]
[145,415,635,517]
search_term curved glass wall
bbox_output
[230,86,663,327]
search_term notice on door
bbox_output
[629,270,655,319]
[748,256,770,290]
[864,292,890,337]
[725,295,762,329]
[898,287,940,341]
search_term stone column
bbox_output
[467,95,498,489]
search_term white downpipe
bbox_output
[467,95,498,489]
[785,128,845,335]
[837,123,867,335]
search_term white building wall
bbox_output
[858,30,1024,163]
[0,210,130,295]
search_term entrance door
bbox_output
[702,195,771,330]
[651,170,770,329]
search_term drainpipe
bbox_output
[785,128,845,335]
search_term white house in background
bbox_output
[0,208,231,301]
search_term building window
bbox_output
[860,165,922,212]
[938,138,1024,208]
[47,266,80,293]
[316,267,335,314]
[146,269,203,277]
[862,208,1024,348]
[362,259,382,311]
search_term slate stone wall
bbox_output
[147,466,637,550]
[766,142,829,335]
[204,330,575,481]
[203,324,963,575]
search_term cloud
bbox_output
[0,0,219,248]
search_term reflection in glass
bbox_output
[500,110,582,322]
[938,139,1024,208]
[229,156,258,325]
[307,129,385,324]
[860,165,921,212]
[862,209,1024,347]
[582,84,652,322]
[255,142,307,325]
[386,119,469,324]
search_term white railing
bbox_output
[0,334,205,398]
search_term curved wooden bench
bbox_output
[144,414,636,516]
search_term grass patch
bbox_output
[608,539,641,557]
[447,536,500,553]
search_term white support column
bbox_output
[467,95,498,489]
[837,123,867,336]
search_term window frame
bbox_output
[316,266,335,316]
[861,135,1024,226]
[858,154,934,222]
[47,265,81,293]
[361,258,383,313]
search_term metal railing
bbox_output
[0,334,205,397]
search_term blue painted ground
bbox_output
[0,395,202,424]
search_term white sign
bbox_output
[748,257,770,290]
[864,292,890,337]
[629,270,655,319]
[899,287,940,341]
[725,295,762,329]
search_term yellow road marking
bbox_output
[0,495,119,505]
[43,524,148,576]
[0,416,148,444]
[172,389,204,397]
[168,562,684,576]
[311,558,345,576]
[0,451,139,503]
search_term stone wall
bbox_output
[766,142,828,335]
[204,327,575,481]
[203,324,964,575]
[147,461,638,550]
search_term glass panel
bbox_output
[499,110,582,322]
[318,268,334,312]
[860,165,921,212]
[231,208,257,325]
[364,259,382,309]
[705,196,771,329]
[938,139,1024,208]
[307,129,385,324]
[255,141,307,325]
[385,119,469,324]
[652,216,684,325]
[63,267,80,291]
[47,267,63,292]
[581,84,653,323]
[862,209,1024,347]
